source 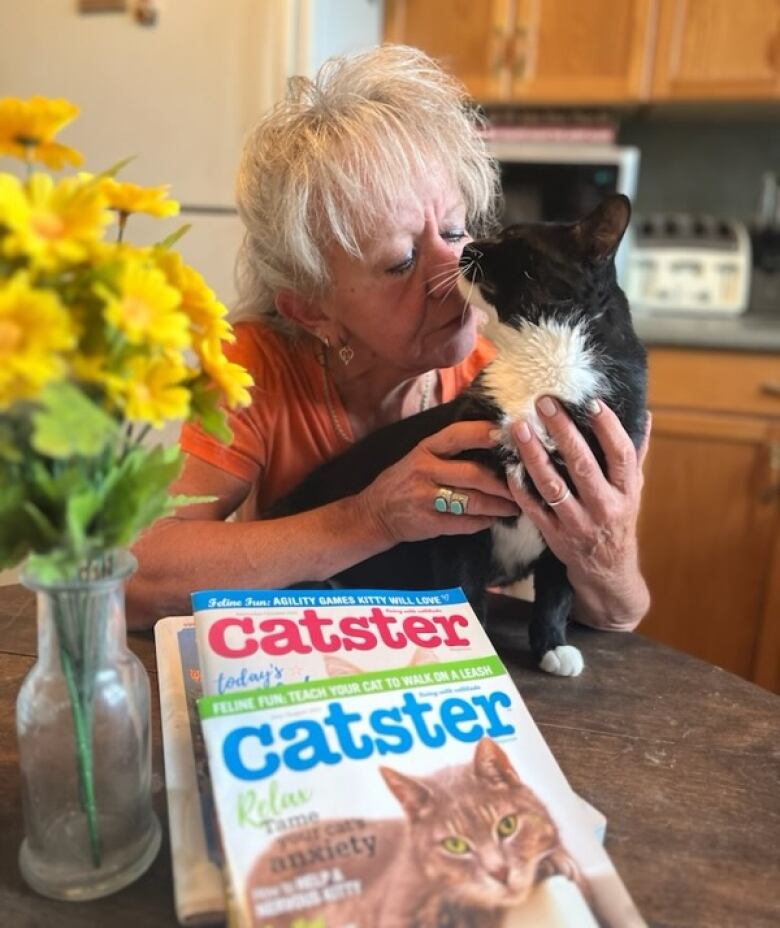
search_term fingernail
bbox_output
[515,421,532,444]
[588,398,602,415]
[489,428,503,444]
[538,396,557,418]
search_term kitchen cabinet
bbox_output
[384,0,780,102]
[383,0,656,103]
[651,0,780,100]
[638,347,780,691]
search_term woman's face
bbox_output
[317,175,479,376]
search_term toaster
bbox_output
[626,214,751,315]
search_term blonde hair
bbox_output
[233,44,499,333]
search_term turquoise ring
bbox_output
[433,487,469,515]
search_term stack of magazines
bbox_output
[155,587,646,927]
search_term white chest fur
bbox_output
[483,316,605,577]
[483,316,606,444]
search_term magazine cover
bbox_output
[155,616,225,925]
[194,589,645,928]
[155,610,605,925]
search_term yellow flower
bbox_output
[0,172,111,270]
[0,97,83,169]
[103,257,190,350]
[0,273,76,409]
[196,335,253,409]
[154,249,233,342]
[100,178,180,218]
[109,353,191,427]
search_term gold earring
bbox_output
[338,343,354,366]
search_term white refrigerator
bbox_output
[0,0,382,306]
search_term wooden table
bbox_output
[0,585,778,928]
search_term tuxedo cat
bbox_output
[267,195,647,677]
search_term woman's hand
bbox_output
[508,397,651,632]
[357,420,520,545]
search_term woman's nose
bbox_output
[424,240,464,300]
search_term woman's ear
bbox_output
[275,290,331,340]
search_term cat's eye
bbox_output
[441,836,470,855]
[496,814,518,838]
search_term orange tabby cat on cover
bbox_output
[247,738,589,928]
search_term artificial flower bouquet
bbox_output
[0,96,252,581]
[1,96,253,898]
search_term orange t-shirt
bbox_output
[179,321,495,519]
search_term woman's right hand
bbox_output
[355,420,520,545]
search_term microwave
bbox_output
[486,142,640,285]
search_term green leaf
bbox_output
[0,419,23,462]
[65,488,105,557]
[22,501,60,545]
[92,155,136,182]
[0,481,32,569]
[97,445,185,547]
[31,383,120,459]
[155,223,191,250]
[189,380,232,444]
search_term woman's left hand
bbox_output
[507,396,652,631]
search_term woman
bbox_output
[127,45,649,631]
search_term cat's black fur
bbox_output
[266,195,647,674]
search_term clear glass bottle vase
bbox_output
[15,550,161,900]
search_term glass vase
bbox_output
[15,550,161,900]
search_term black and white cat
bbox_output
[267,195,647,676]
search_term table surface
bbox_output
[0,585,778,928]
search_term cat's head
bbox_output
[458,194,631,326]
[379,738,562,908]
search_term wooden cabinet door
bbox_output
[651,0,780,99]
[383,0,514,101]
[509,0,656,101]
[638,411,780,683]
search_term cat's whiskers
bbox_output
[428,264,461,283]
[428,267,464,296]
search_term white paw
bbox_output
[539,645,584,677]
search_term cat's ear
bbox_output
[570,194,631,263]
[380,766,434,822]
[324,656,363,678]
[474,738,522,789]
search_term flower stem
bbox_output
[52,603,101,868]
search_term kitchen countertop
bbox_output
[632,307,780,352]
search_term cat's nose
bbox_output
[488,863,510,885]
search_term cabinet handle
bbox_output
[761,441,780,502]
[509,22,529,80]
[490,24,507,76]
[759,381,780,398]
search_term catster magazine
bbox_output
[193,588,645,928]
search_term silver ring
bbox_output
[433,487,469,515]
[547,486,571,508]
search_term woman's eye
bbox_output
[441,229,467,243]
[387,250,416,275]
[441,836,471,855]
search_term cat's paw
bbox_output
[539,645,584,677]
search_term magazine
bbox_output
[154,612,606,926]
[155,616,225,925]
[193,588,645,928]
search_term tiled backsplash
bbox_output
[618,113,780,221]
